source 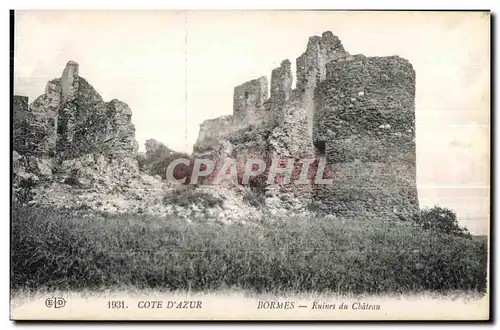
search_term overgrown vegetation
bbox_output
[164,186,224,209]
[138,146,192,181]
[242,188,266,208]
[11,204,487,294]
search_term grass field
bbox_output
[11,204,488,295]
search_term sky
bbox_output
[13,10,490,234]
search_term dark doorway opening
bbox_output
[314,140,326,157]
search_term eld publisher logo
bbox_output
[45,297,66,308]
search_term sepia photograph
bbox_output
[10,10,490,320]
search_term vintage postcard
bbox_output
[10,10,490,321]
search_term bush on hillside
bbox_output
[413,206,472,239]
[138,147,194,182]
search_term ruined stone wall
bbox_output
[296,31,349,137]
[13,61,139,160]
[104,99,139,155]
[57,63,138,158]
[267,93,314,159]
[194,54,316,209]
[265,93,315,209]
[195,115,238,151]
[13,95,28,119]
[14,80,60,156]
[192,115,239,185]
[60,61,79,102]
[270,60,293,125]
[313,54,418,219]
[190,31,420,218]
[13,96,30,154]
[233,76,271,126]
[194,73,277,183]
[227,31,349,142]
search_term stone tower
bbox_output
[313,54,419,219]
[194,31,420,219]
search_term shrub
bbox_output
[306,201,322,213]
[242,188,266,208]
[63,177,79,186]
[164,187,223,209]
[150,152,193,181]
[413,206,472,238]
[139,145,193,182]
[13,176,38,203]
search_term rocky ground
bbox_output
[13,146,293,223]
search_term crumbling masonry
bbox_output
[13,31,419,220]
[194,31,419,219]
[13,61,139,160]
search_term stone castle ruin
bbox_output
[12,31,419,221]
[13,61,138,160]
[193,31,419,219]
